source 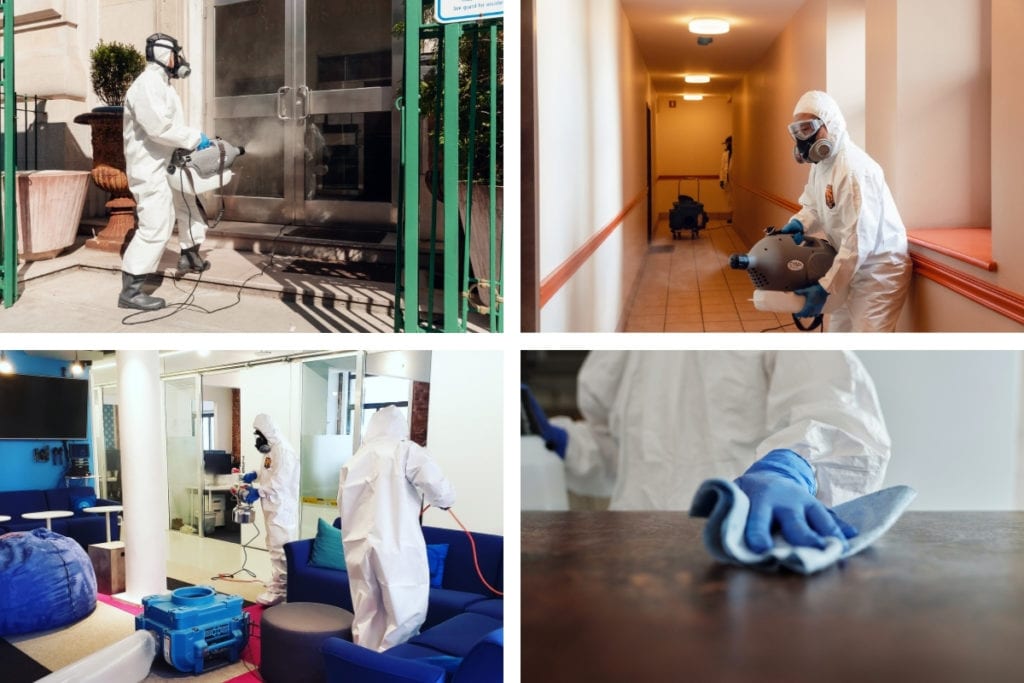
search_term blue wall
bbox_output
[0,351,93,492]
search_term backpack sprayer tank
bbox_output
[729,229,843,316]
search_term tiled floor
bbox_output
[624,219,802,333]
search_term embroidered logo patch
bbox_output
[264,455,272,469]
[825,184,835,209]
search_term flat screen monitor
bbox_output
[203,450,233,475]
[0,374,89,440]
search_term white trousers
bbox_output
[122,180,207,275]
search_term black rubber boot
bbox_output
[178,245,211,273]
[118,272,166,310]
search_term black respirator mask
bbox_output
[255,430,271,454]
[145,33,191,79]
[789,118,834,164]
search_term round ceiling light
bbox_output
[689,18,730,35]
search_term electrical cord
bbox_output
[423,505,503,597]
[121,154,287,326]
[212,506,261,582]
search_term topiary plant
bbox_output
[89,40,146,107]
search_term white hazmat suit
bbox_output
[551,351,891,510]
[789,91,912,332]
[337,406,455,652]
[251,413,300,606]
[122,55,207,278]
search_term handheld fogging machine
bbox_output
[168,138,246,227]
[729,226,842,330]
[229,470,258,525]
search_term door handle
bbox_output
[277,86,292,120]
[296,85,310,120]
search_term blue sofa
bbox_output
[284,521,504,681]
[285,523,504,629]
[0,487,120,548]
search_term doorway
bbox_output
[208,0,401,228]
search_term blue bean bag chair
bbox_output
[0,528,97,636]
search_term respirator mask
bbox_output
[254,430,271,454]
[789,118,833,164]
[146,33,191,79]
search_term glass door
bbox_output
[164,376,207,538]
[209,0,399,228]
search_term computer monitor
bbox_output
[203,450,233,475]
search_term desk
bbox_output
[186,485,235,532]
[83,505,123,543]
[22,510,74,530]
[522,511,1024,682]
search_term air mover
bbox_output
[135,586,249,674]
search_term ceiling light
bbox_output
[71,352,84,376]
[685,75,711,84]
[683,94,704,101]
[0,351,12,374]
[689,18,730,35]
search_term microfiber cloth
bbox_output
[689,479,917,574]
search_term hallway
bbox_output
[624,219,801,333]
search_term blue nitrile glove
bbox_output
[243,486,260,504]
[794,283,829,318]
[734,449,858,554]
[778,218,805,245]
[521,383,569,459]
[197,133,212,150]
[242,471,257,484]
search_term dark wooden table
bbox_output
[522,511,1024,682]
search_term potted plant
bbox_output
[73,40,145,252]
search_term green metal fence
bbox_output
[0,0,16,308]
[397,2,503,332]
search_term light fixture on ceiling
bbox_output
[70,351,84,376]
[0,351,13,374]
[683,94,704,102]
[685,75,711,84]
[689,18,730,35]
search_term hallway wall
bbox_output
[653,96,732,218]
[534,0,651,332]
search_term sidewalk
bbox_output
[0,235,484,333]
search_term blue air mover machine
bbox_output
[135,586,249,674]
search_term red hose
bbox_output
[424,506,503,597]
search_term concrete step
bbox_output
[207,221,401,264]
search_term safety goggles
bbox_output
[788,118,825,141]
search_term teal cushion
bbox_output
[309,518,346,571]
[70,494,97,512]
[426,543,449,588]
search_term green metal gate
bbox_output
[397,1,503,332]
[0,0,16,308]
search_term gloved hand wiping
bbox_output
[521,384,569,458]
[734,449,857,553]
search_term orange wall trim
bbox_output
[539,188,647,308]
[734,181,801,213]
[907,227,996,272]
[912,253,1024,325]
[656,174,720,181]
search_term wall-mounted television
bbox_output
[0,375,89,440]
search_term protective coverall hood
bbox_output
[254,413,289,449]
[363,405,409,442]
[793,90,847,148]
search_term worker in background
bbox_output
[119,32,213,311]
[719,135,733,224]
[779,90,911,332]
[241,413,299,606]
[522,351,891,553]
[338,406,455,652]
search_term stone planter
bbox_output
[2,170,90,260]
[73,106,136,252]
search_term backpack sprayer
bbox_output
[729,227,841,331]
